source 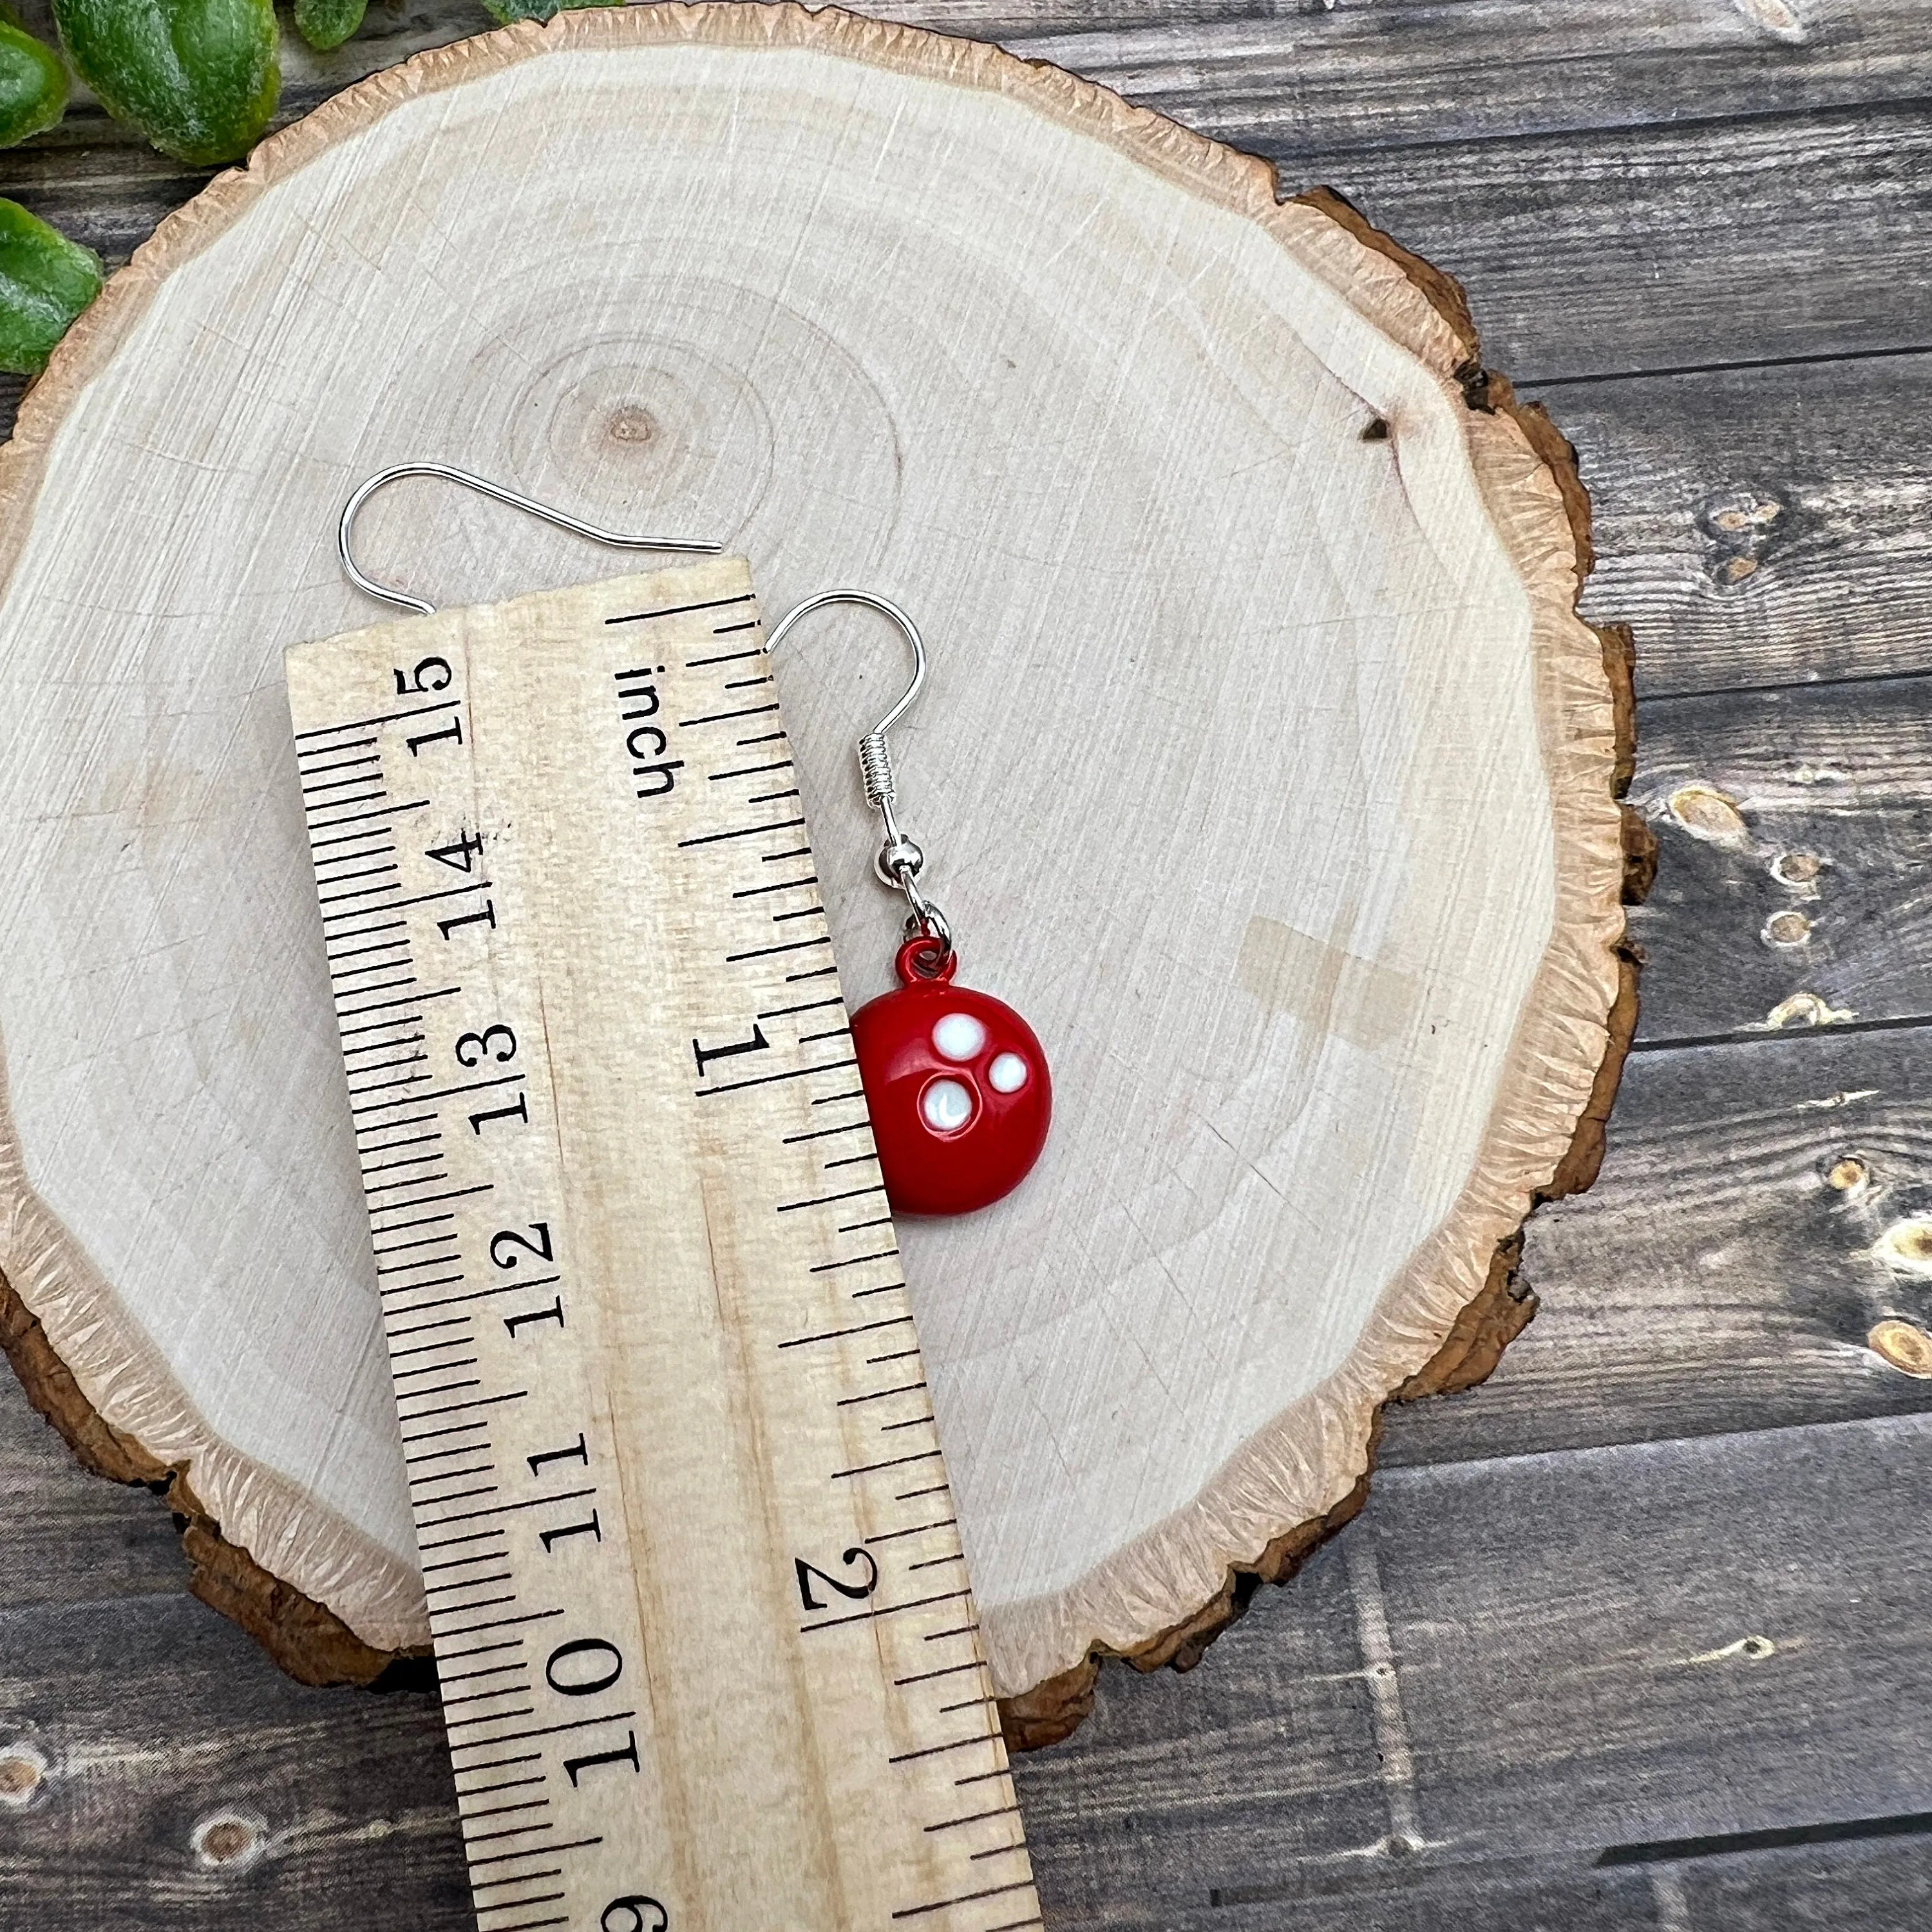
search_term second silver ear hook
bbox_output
[338,462,723,616]
[766,589,950,962]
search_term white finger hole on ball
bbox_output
[921,1077,975,1132]
[988,1052,1029,1094]
[932,1011,987,1061]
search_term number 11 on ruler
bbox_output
[287,557,1041,1931]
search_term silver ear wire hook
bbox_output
[338,462,723,616]
[766,589,951,965]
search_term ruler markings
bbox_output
[377,1251,464,1276]
[380,1270,465,1295]
[834,1448,942,1481]
[779,1182,886,1213]
[397,1375,482,1401]
[403,1390,527,1425]
[414,1477,496,1499]
[319,883,404,911]
[891,1880,1036,1921]
[674,810,805,846]
[339,989,462,1024]
[800,1588,974,1636]
[813,1247,899,1273]
[374,1226,457,1255]
[370,1182,495,1214]
[298,740,379,765]
[328,878,489,922]
[374,1207,457,1233]
[894,1661,984,1690]
[317,855,398,884]
[723,932,831,962]
[785,1121,875,1146]
[305,786,389,814]
[395,1339,475,1365]
[294,695,462,739]
[451,1718,636,1757]
[465,1808,551,1833]
[307,797,428,831]
[603,590,754,626]
[289,561,1035,1930]
[676,701,784,731]
[365,1173,454,1197]
[352,1056,430,1082]
[848,1396,928,1429]
[334,975,417,1003]
[711,758,794,781]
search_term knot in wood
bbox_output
[1870,1319,1932,1378]
[1667,783,1747,846]
[0,1743,46,1806]
[607,404,658,446]
[191,1808,268,1871]
[1698,483,1790,591]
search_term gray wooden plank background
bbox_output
[3,1,1929,1924]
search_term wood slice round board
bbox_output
[0,3,1636,1742]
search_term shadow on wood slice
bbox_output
[0,5,1645,1744]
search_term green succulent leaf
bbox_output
[480,0,622,26]
[52,0,278,166]
[292,0,365,53]
[0,197,103,375]
[0,17,68,148]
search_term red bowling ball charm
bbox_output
[852,940,1052,1217]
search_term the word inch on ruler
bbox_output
[286,556,1039,1932]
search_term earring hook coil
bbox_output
[765,589,951,968]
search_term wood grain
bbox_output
[1380,1021,1932,1471]
[0,3,1627,1712]
[12,0,1932,156]
[1629,675,1932,1041]
[1568,350,1932,697]
[8,1370,1927,1927]
[0,1585,468,1928]
[7,6,1931,391]
[15,332,1932,708]
[1280,99,1932,382]
[1013,1412,1932,1920]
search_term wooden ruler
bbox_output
[285,557,1040,1932]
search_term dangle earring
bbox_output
[766,591,1052,1218]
